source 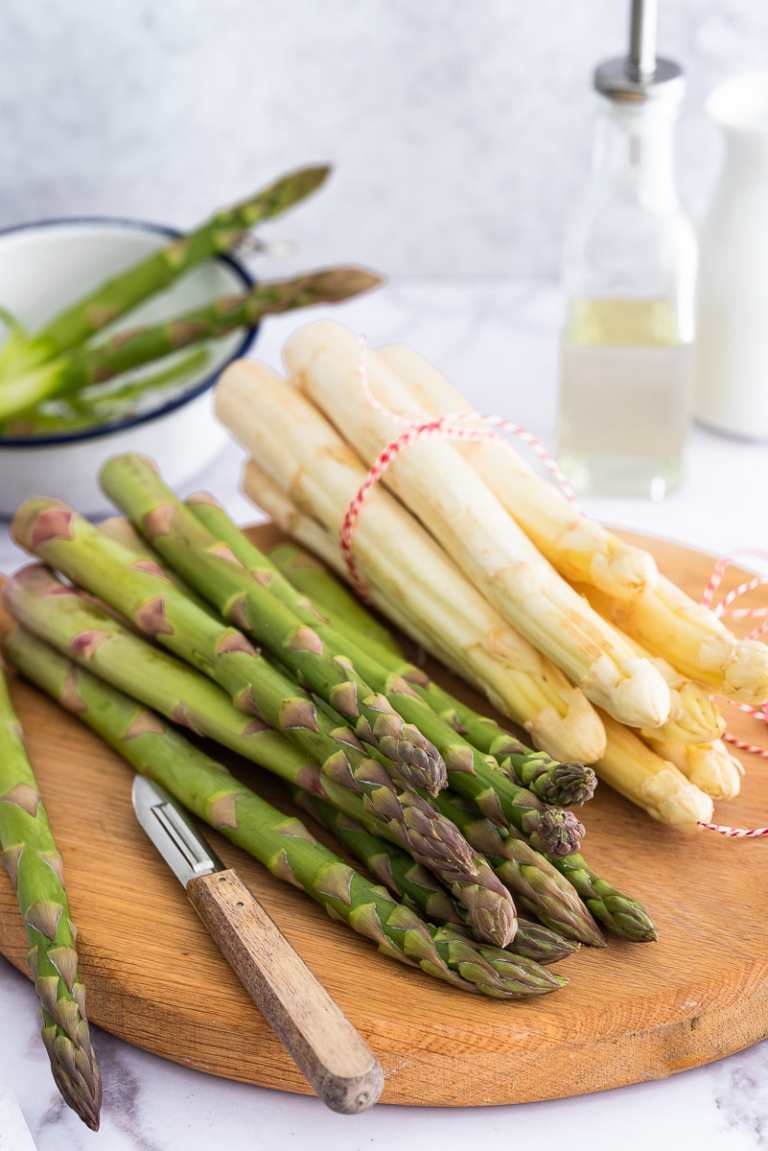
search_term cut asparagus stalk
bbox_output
[3,567,515,947]
[295,790,579,966]
[644,737,742,801]
[0,165,331,376]
[216,368,607,766]
[4,628,562,999]
[595,711,714,831]
[575,579,768,709]
[262,537,597,809]
[2,566,326,782]
[178,485,589,847]
[97,515,219,618]
[376,342,658,598]
[0,665,101,1129]
[0,270,382,424]
[13,496,442,796]
[282,322,671,729]
[3,347,211,438]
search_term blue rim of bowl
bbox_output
[0,216,257,448]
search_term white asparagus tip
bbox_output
[590,545,658,598]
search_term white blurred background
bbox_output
[1,0,767,277]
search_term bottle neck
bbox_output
[591,96,680,208]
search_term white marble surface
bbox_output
[2,278,768,1148]
[2,1,768,277]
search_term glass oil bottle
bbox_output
[558,0,697,499]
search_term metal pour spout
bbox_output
[594,0,682,103]
[628,0,658,83]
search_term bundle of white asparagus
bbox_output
[215,320,768,831]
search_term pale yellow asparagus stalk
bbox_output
[375,342,657,599]
[215,365,607,764]
[574,580,768,708]
[373,344,768,712]
[595,711,714,831]
[242,460,500,700]
[283,321,671,731]
[644,737,742,800]
[247,462,716,830]
[240,462,717,832]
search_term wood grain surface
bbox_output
[1,523,768,1108]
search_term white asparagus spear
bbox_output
[574,579,768,708]
[644,737,742,801]
[376,342,657,599]
[614,629,724,746]
[338,333,768,708]
[595,713,714,831]
[242,462,492,691]
[215,361,607,763]
[245,449,723,750]
[243,459,715,833]
[241,456,606,763]
[283,320,671,730]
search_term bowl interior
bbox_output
[0,220,253,432]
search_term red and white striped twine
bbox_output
[701,549,768,641]
[339,334,768,839]
[696,820,768,838]
[701,552,768,833]
[340,336,580,597]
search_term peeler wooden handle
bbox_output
[187,869,383,1114]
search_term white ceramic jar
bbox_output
[695,72,768,438]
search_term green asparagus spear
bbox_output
[258,541,659,942]
[547,852,658,942]
[3,567,516,947]
[11,497,442,795]
[0,268,382,423]
[268,542,403,656]
[147,477,586,855]
[97,516,221,619]
[0,666,101,1129]
[101,461,447,795]
[0,165,330,378]
[295,790,579,967]
[432,791,606,947]
[265,539,597,809]
[436,779,655,945]
[2,348,211,438]
[2,565,317,781]
[4,627,563,1000]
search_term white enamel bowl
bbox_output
[0,218,257,516]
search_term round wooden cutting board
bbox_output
[1,524,767,1107]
